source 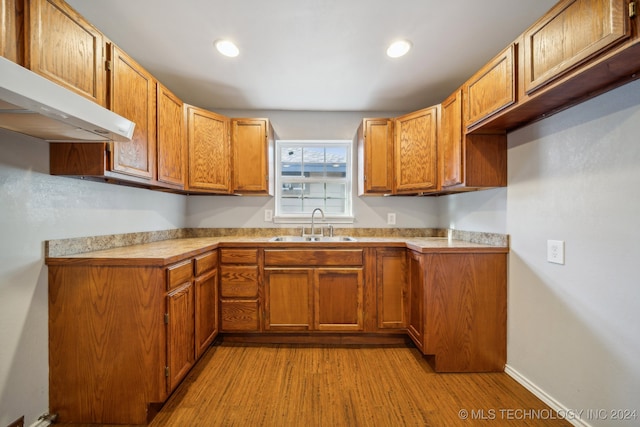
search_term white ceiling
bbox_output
[66,0,558,113]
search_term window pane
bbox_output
[276,141,351,218]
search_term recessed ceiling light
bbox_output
[386,40,412,58]
[215,40,239,57]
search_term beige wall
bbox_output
[443,79,640,425]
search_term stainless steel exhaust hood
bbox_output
[0,56,135,142]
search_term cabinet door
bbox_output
[394,106,439,194]
[166,282,195,392]
[406,251,425,351]
[1,0,23,63]
[27,0,104,105]
[440,89,463,188]
[195,268,218,359]
[358,118,394,195]
[157,83,185,187]
[376,249,407,329]
[314,268,364,331]
[108,44,156,179]
[523,0,629,94]
[186,105,231,192]
[464,44,515,129]
[231,118,273,195]
[264,268,313,331]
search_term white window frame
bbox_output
[274,139,354,223]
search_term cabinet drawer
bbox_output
[166,260,193,290]
[264,250,363,267]
[220,266,259,297]
[220,248,258,264]
[194,251,217,276]
[221,300,260,331]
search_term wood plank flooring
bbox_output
[147,342,570,427]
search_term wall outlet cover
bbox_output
[547,240,565,264]
[264,209,273,222]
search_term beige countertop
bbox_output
[45,236,508,267]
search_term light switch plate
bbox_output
[547,240,565,264]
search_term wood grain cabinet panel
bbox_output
[157,83,185,188]
[1,0,24,63]
[315,268,364,331]
[27,0,104,105]
[376,248,407,329]
[464,44,516,129]
[264,268,313,331]
[406,250,425,350]
[195,267,218,359]
[186,105,231,193]
[440,88,507,191]
[357,118,395,195]
[108,44,156,179]
[219,248,261,332]
[166,281,195,392]
[231,118,274,195]
[523,0,630,94]
[394,106,439,194]
[406,250,507,372]
[48,265,168,424]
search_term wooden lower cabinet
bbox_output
[376,248,407,329]
[220,248,261,331]
[47,250,218,425]
[407,250,507,372]
[263,249,365,332]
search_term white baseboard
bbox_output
[505,364,591,427]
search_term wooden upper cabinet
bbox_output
[394,106,439,194]
[464,44,516,129]
[357,118,394,195]
[27,0,104,105]
[186,105,231,193]
[231,118,274,195]
[523,0,630,94]
[1,0,24,64]
[107,44,156,180]
[440,89,507,191]
[439,89,463,188]
[157,83,185,188]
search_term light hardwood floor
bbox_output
[140,341,570,427]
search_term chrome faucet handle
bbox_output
[328,224,334,237]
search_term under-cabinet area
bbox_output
[45,235,507,425]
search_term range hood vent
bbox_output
[0,56,135,142]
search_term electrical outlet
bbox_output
[387,213,396,225]
[547,240,565,264]
[264,209,273,222]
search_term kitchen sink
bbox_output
[269,235,357,242]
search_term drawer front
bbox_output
[221,300,260,331]
[166,260,193,290]
[264,249,363,267]
[220,265,259,297]
[194,251,217,276]
[220,248,259,264]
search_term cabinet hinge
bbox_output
[630,1,637,18]
[165,366,169,377]
[105,60,112,72]
[164,313,169,324]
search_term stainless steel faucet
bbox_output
[310,208,325,236]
